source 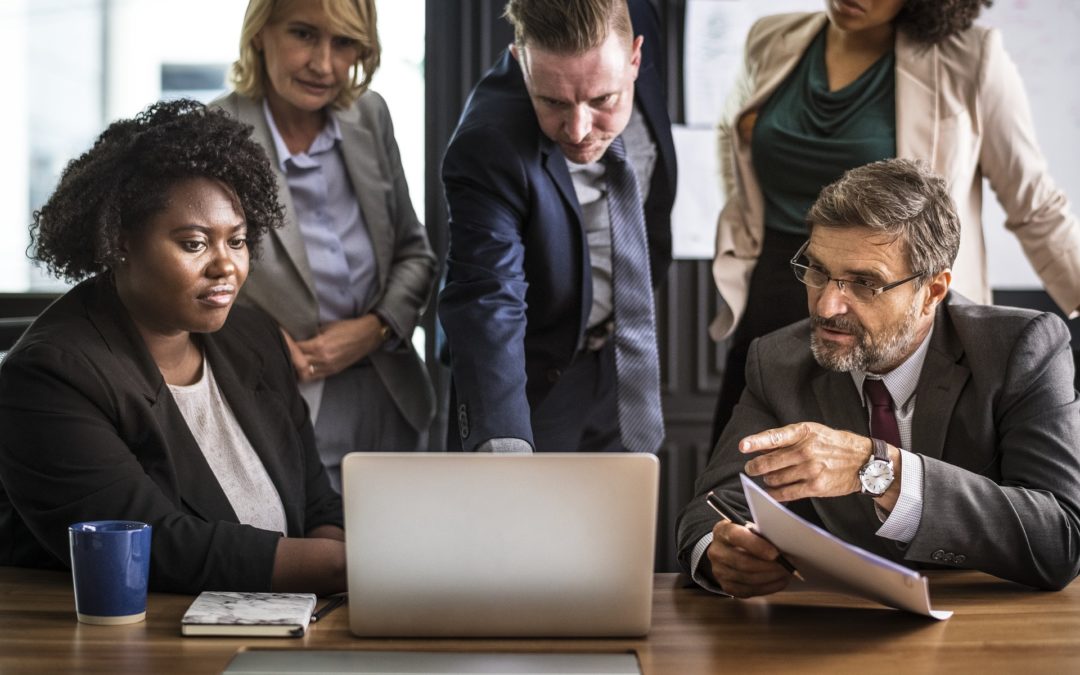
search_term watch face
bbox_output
[860,459,895,496]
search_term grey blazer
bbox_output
[212,91,436,432]
[678,293,1080,590]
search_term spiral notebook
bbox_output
[181,591,317,637]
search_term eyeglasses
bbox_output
[789,240,924,304]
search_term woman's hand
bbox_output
[280,328,319,383]
[271,535,347,595]
[295,315,385,380]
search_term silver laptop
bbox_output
[341,453,659,638]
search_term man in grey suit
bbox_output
[678,158,1080,596]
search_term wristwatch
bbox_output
[858,438,895,497]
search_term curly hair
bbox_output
[895,0,993,45]
[31,99,284,282]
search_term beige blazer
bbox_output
[212,91,436,432]
[711,12,1080,339]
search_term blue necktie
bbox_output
[602,136,664,453]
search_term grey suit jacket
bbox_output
[678,293,1080,590]
[212,91,436,432]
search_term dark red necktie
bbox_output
[863,378,901,448]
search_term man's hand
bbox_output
[295,315,385,381]
[707,520,791,598]
[741,422,876,502]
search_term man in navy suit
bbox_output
[440,0,677,452]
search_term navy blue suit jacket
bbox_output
[439,0,676,451]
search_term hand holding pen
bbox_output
[708,490,803,583]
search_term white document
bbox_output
[671,125,721,259]
[683,0,822,126]
[741,474,952,619]
[683,0,751,127]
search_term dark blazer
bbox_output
[0,276,342,594]
[677,293,1080,590]
[439,0,677,451]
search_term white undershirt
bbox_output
[168,357,288,535]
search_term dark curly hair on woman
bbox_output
[31,98,284,282]
[895,0,994,45]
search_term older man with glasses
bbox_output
[677,158,1080,598]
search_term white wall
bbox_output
[0,0,29,290]
[980,0,1080,289]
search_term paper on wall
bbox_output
[671,125,721,259]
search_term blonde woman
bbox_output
[214,0,436,487]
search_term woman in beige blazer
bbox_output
[214,0,436,488]
[710,0,1080,445]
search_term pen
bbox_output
[706,491,805,582]
[310,594,346,623]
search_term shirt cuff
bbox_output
[875,449,924,543]
[689,532,730,596]
[476,437,533,454]
[371,310,402,350]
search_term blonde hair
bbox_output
[230,0,381,109]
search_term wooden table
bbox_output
[2,568,1078,673]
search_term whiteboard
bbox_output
[678,0,1080,292]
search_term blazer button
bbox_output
[931,549,945,561]
[457,403,469,439]
[546,368,562,383]
[943,552,955,563]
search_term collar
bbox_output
[261,98,342,171]
[850,322,935,409]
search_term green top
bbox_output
[752,27,896,236]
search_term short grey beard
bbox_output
[810,303,920,373]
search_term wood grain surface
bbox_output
[2,568,1078,674]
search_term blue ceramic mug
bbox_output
[68,521,152,625]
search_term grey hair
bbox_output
[806,158,960,279]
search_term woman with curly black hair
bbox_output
[0,99,346,595]
[709,0,1080,446]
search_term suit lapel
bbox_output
[810,368,867,436]
[233,95,317,298]
[895,31,940,166]
[540,136,584,229]
[85,277,165,406]
[540,138,591,333]
[741,14,829,117]
[911,304,969,461]
[335,103,394,307]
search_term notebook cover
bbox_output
[181,592,317,638]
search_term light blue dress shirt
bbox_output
[263,100,378,324]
